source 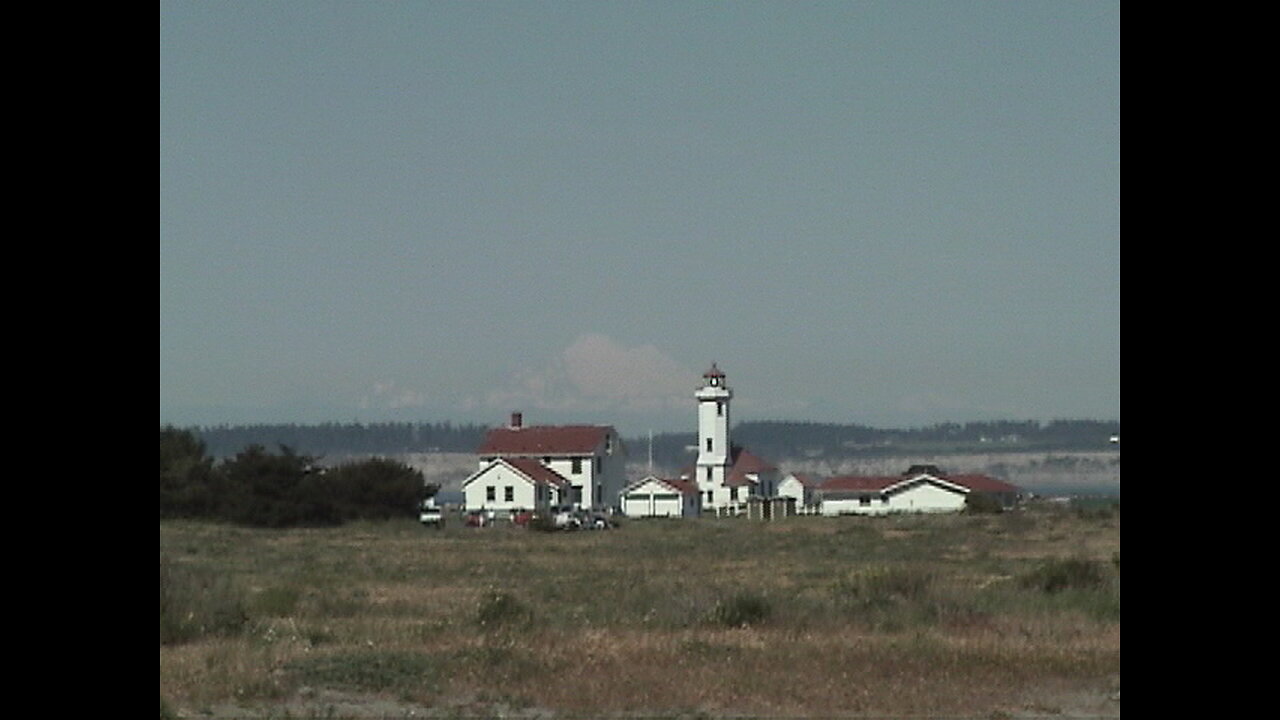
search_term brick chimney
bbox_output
[510,412,523,429]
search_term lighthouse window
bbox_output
[706,438,713,452]
[717,402,723,416]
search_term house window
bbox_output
[731,487,739,501]
[706,467,712,481]
[571,458,582,474]
[595,484,602,504]
[486,486,495,502]
[504,486,514,502]
[572,485,583,505]
[706,438,713,452]
[859,496,871,506]
[595,457,602,473]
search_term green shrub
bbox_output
[964,493,1003,514]
[832,566,933,611]
[475,591,532,628]
[1020,557,1106,593]
[286,650,437,693]
[711,591,772,627]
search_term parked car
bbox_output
[511,511,535,527]
[553,511,581,530]
[419,499,444,529]
[585,514,616,530]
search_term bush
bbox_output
[832,566,933,611]
[711,591,772,627]
[286,650,437,694]
[161,438,428,527]
[1020,557,1107,593]
[965,493,1003,514]
[476,591,532,628]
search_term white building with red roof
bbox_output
[463,412,626,513]
[688,364,780,515]
[461,457,572,514]
[817,466,1022,515]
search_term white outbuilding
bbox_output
[778,472,823,513]
[621,476,701,518]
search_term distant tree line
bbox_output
[161,427,434,527]
[182,418,1119,471]
[640,419,1120,469]
[730,419,1121,460]
[194,421,490,458]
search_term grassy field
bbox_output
[160,502,1120,718]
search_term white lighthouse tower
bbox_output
[695,363,732,501]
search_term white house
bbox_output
[689,364,780,515]
[461,457,569,514]
[472,413,627,511]
[778,472,823,512]
[818,467,1022,516]
[620,475,701,518]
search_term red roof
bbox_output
[627,475,699,496]
[477,425,614,455]
[664,478,699,496]
[703,363,726,378]
[730,446,776,473]
[504,458,571,488]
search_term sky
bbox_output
[160,1,1120,435]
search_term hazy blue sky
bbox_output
[160,1,1119,434]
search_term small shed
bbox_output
[621,476,701,518]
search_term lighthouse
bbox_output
[695,363,732,496]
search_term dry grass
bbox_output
[160,503,1119,718]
